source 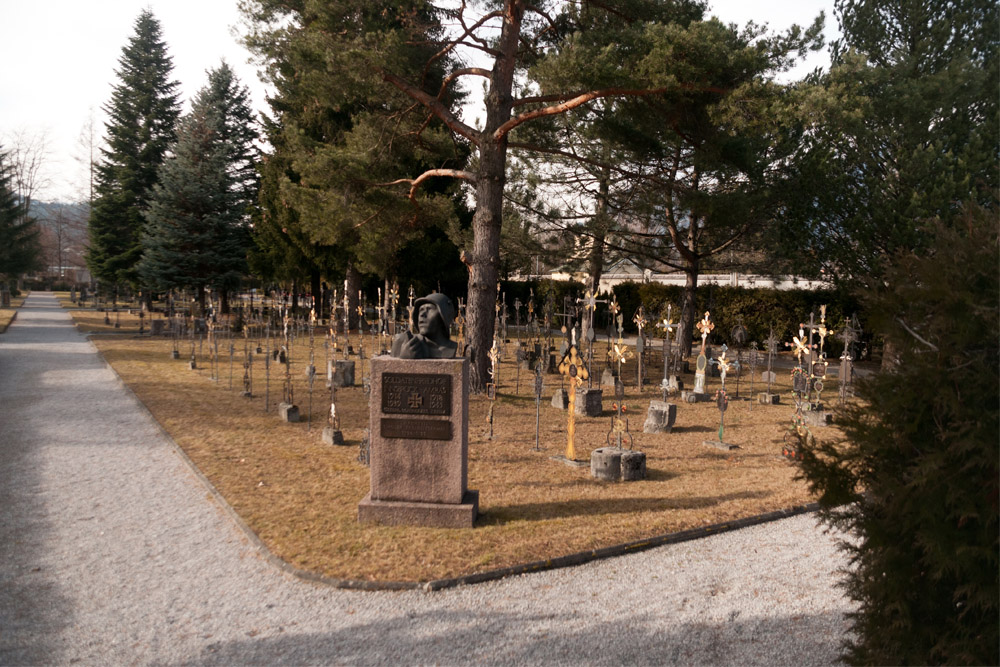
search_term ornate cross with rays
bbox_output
[694,311,714,394]
[558,344,589,461]
[657,304,679,400]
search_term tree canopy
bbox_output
[0,146,41,281]
[137,65,255,313]
[87,9,180,290]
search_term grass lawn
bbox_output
[81,319,842,583]
[0,292,28,333]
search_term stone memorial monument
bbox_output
[358,293,478,528]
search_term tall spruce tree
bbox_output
[87,10,180,293]
[137,72,250,314]
[0,146,41,282]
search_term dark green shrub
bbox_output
[610,281,859,351]
[798,208,999,665]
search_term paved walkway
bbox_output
[0,293,853,665]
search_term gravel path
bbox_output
[0,293,854,665]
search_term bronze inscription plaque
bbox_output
[380,418,452,441]
[381,373,451,416]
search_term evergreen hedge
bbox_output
[797,208,999,665]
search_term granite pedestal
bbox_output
[358,356,477,528]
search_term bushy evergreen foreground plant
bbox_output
[797,206,999,665]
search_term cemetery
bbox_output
[54,286,866,583]
[1,0,994,663]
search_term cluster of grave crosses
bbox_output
[119,282,864,473]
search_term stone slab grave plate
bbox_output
[358,357,477,529]
[681,390,710,403]
[702,439,739,451]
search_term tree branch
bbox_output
[380,70,481,146]
[498,84,727,140]
[378,168,479,204]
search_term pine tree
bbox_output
[0,147,41,282]
[87,10,180,291]
[137,88,246,314]
[795,0,998,286]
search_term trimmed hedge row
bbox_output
[500,278,864,357]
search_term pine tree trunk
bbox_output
[197,284,206,318]
[310,269,321,317]
[583,160,611,338]
[677,261,699,358]
[464,0,523,393]
[345,262,361,331]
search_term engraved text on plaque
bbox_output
[381,373,452,416]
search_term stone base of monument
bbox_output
[590,448,647,481]
[600,368,617,387]
[702,439,739,451]
[621,450,647,481]
[278,402,300,422]
[551,389,568,409]
[188,360,197,370]
[590,447,621,481]
[574,388,603,417]
[321,426,345,445]
[358,490,479,529]
[240,390,252,399]
[682,390,710,403]
[643,400,676,433]
[171,350,180,360]
[758,392,780,405]
[802,409,832,427]
[362,357,477,529]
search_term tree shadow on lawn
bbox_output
[481,489,772,524]
[669,424,715,433]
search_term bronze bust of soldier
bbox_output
[390,293,458,359]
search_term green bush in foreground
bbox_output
[798,206,999,665]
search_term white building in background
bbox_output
[514,258,832,293]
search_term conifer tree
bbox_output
[87,10,180,292]
[137,74,249,314]
[0,147,41,282]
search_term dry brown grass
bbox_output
[86,327,838,583]
[0,293,28,332]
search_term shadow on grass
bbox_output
[481,489,772,524]
[670,424,715,433]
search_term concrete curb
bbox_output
[91,332,822,593]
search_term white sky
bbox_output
[0,0,838,202]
